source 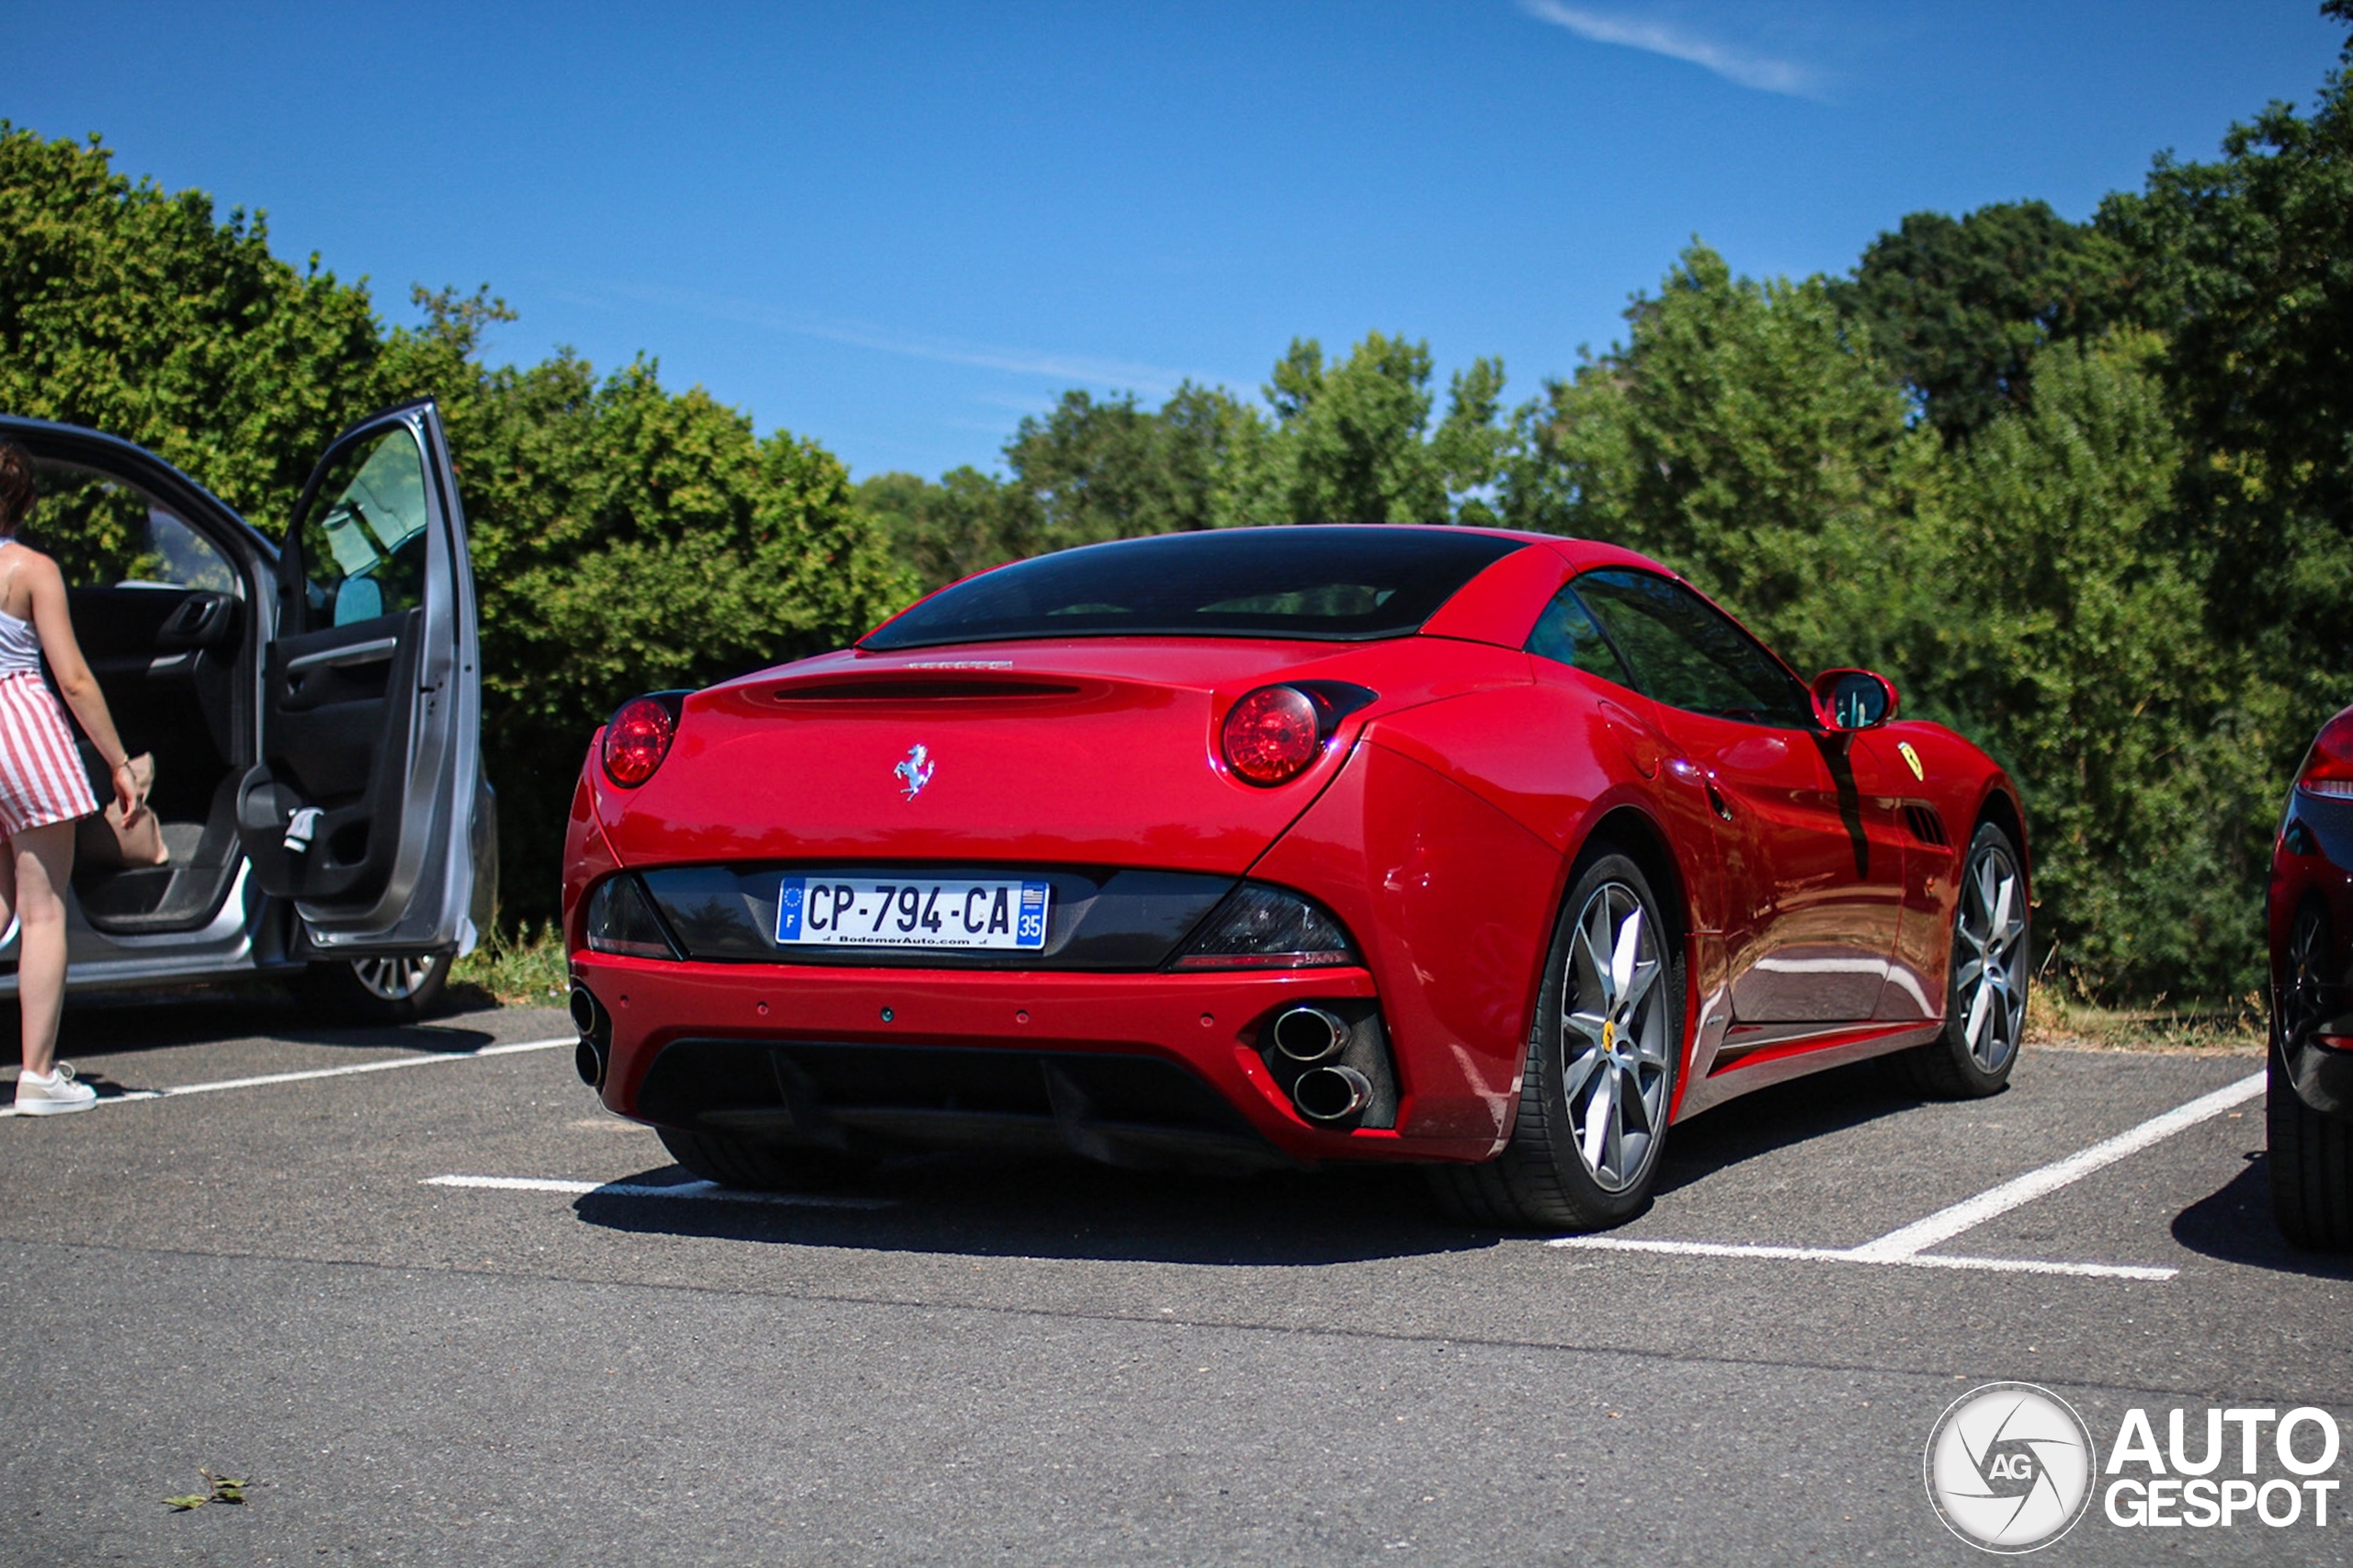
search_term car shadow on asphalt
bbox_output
[2170,1152,2353,1279]
[565,1058,1936,1265]
[21,989,504,1064]
[1651,1057,1932,1197]
[571,1153,1497,1267]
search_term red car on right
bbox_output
[2268,704,2353,1248]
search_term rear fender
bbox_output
[1249,738,1563,1151]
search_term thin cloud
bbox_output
[560,279,1214,399]
[1518,1,1817,97]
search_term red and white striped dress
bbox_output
[0,570,96,835]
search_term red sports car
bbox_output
[563,526,2029,1229]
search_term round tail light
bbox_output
[602,695,679,787]
[1222,685,1323,785]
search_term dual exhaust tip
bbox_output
[571,984,607,1089]
[1271,1006,1372,1123]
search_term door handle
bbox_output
[1706,781,1733,822]
[285,636,399,675]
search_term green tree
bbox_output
[1503,244,1916,642]
[0,125,914,925]
[1249,333,1506,524]
[1898,335,2273,996]
[447,352,915,915]
[1835,201,2136,441]
[0,125,394,523]
[2098,4,2353,740]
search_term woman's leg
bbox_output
[12,820,74,1078]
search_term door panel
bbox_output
[233,403,481,954]
[1569,567,1904,1028]
[1666,711,1905,1022]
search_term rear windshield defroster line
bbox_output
[862,527,1529,651]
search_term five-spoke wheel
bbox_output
[1559,879,1673,1192]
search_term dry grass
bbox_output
[2026,978,2268,1056]
[450,922,569,1009]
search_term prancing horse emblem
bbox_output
[894,743,936,801]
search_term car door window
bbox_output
[28,464,241,595]
[1526,586,1633,686]
[1572,569,1814,728]
[292,428,432,628]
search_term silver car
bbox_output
[0,402,492,1019]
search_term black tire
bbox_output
[293,951,453,1024]
[2270,903,2353,1249]
[1889,821,2027,1099]
[1427,848,1683,1232]
[655,1126,872,1191]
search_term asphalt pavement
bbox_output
[0,988,2345,1566]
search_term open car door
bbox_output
[234,401,483,957]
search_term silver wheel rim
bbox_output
[1561,881,1671,1193]
[351,955,435,1002]
[1952,842,2028,1073]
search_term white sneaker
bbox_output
[13,1063,97,1115]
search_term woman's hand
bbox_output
[110,758,144,824]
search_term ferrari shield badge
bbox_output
[1897,741,1926,781]
[894,743,936,800]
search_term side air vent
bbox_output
[1902,804,1950,846]
[769,679,1084,702]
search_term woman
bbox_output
[0,441,142,1115]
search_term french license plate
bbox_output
[775,876,1051,950]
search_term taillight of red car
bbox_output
[1218,681,1379,787]
[602,692,687,788]
[2299,709,2353,800]
[1222,686,1322,784]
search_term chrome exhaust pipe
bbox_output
[1271,1006,1348,1063]
[1293,1064,1373,1122]
[571,983,607,1088]
[569,983,602,1038]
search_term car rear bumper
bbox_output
[570,952,1505,1165]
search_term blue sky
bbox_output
[4,2,2343,481]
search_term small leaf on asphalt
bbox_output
[163,1494,209,1511]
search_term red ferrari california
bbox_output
[563,526,2029,1230]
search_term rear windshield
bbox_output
[862,527,1529,650]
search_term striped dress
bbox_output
[0,577,97,835]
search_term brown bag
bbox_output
[76,752,165,869]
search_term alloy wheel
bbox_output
[350,955,436,1002]
[1560,881,1671,1192]
[1951,840,2028,1074]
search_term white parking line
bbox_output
[1552,1069,2268,1281]
[0,1036,576,1118]
[423,1174,894,1210]
[1552,1236,2175,1280]
[1849,1070,2265,1259]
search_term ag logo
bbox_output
[1925,1382,2097,1553]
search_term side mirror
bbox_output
[1813,669,1898,732]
